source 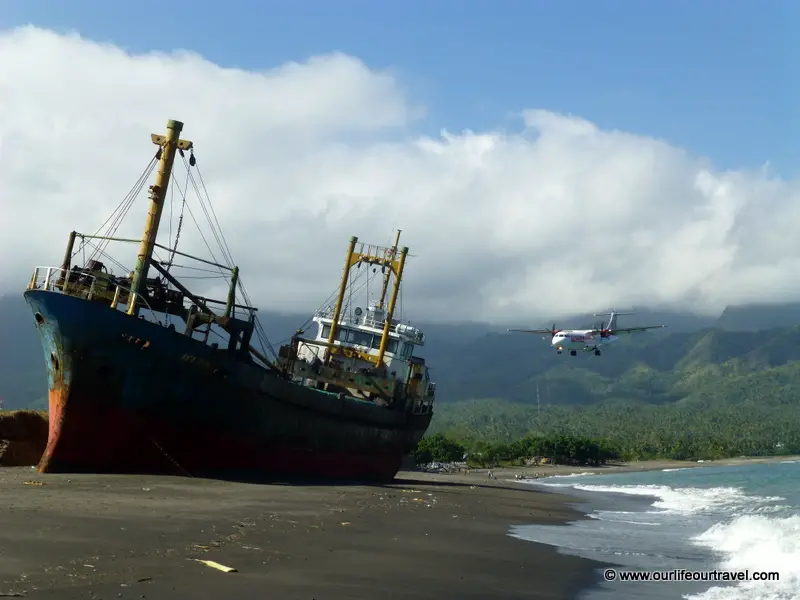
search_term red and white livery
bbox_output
[507,311,666,357]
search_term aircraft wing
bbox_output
[507,328,555,334]
[612,325,667,334]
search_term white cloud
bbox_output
[1,25,799,328]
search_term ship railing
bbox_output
[313,309,396,330]
[27,266,155,314]
[412,395,434,415]
[361,314,389,329]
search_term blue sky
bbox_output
[2,0,797,174]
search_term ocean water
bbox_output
[508,460,800,600]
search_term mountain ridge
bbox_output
[1,293,799,410]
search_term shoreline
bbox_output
[0,466,611,600]
[437,453,800,482]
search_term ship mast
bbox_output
[377,229,401,311]
[375,244,408,367]
[127,119,194,317]
[325,236,359,363]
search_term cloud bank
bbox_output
[1,26,799,325]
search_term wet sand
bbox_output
[0,467,605,600]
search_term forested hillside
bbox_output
[432,324,800,406]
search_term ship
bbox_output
[22,119,436,482]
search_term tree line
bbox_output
[417,398,800,465]
[412,432,621,468]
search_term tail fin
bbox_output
[593,310,635,331]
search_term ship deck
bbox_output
[0,467,601,600]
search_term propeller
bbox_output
[545,323,560,340]
[597,319,611,338]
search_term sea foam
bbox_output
[539,481,785,516]
[685,514,800,600]
[532,476,798,599]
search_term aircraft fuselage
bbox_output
[552,330,618,353]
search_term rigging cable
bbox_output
[77,153,159,264]
[179,153,278,364]
[164,158,191,271]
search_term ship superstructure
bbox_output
[278,232,435,413]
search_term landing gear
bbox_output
[594,349,601,356]
[557,350,562,354]
[570,350,577,356]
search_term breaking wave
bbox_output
[532,475,798,600]
[685,514,800,600]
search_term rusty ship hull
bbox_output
[24,289,432,481]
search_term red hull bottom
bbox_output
[40,390,404,482]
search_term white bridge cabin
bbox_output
[276,233,436,414]
[301,304,423,379]
[284,304,435,413]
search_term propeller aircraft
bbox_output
[507,311,666,357]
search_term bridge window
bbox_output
[367,337,399,353]
[320,324,401,353]
[348,330,372,347]
[319,324,352,342]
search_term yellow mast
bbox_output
[325,236,359,364]
[56,230,77,291]
[376,245,408,367]
[127,120,193,317]
[377,229,401,311]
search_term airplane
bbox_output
[507,311,666,357]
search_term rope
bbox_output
[76,153,158,264]
[150,436,193,477]
[164,164,191,271]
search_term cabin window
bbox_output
[349,330,373,347]
[367,337,399,353]
[320,325,350,342]
[401,343,413,358]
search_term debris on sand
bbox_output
[0,410,48,467]
[191,559,237,573]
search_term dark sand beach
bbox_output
[0,467,604,600]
